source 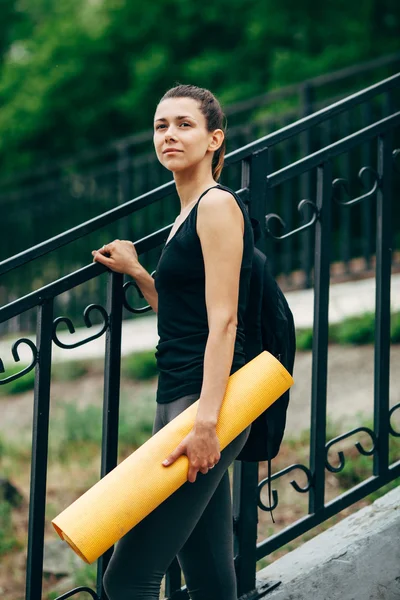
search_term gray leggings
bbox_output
[103,392,251,600]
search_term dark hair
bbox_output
[158,84,227,181]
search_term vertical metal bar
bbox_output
[361,102,373,270]
[309,161,332,514]
[383,89,394,118]
[243,148,269,255]
[97,270,124,599]
[301,83,314,289]
[282,135,294,282]
[117,145,131,240]
[165,558,182,597]
[373,131,392,477]
[339,112,351,274]
[231,151,268,596]
[232,460,259,597]
[26,298,53,600]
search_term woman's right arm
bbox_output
[128,264,158,314]
[92,240,158,314]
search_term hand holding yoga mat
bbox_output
[52,350,293,564]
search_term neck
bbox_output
[173,163,218,212]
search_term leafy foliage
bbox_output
[0,0,398,174]
[296,311,400,351]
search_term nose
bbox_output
[164,124,177,142]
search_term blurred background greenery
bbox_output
[0,0,399,176]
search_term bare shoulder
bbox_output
[197,187,244,235]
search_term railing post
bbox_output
[117,145,131,240]
[26,298,53,600]
[373,131,392,477]
[242,148,269,255]
[233,460,259,597]
[339,112,351,274]
[97,270,124,599]
[165,558,183,598]
[231,150,269,597]
[361,102,373,270]
[300,82,314,288]
[309,161,332,513]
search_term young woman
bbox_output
[91,84,255,600]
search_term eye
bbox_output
[180,122,191,127]
[155,124,166,130]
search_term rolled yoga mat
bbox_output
[52,350,293,564]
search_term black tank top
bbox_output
[154,183,254,404]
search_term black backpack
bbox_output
[236,217,296,521]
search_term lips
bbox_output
[163,149,182,154]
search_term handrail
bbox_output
[1,113,399,323]
[0,183,174,276]
[1,71,398,277]
[267,112,400,186]
[0,228,169,323]
[225,72,400,163]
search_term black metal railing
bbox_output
[0,71,399,600]
[1,52,400,336]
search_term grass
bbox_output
[120,349,158,381]
[0,501,21,557]
[48,389,155,464]
[0,350,158,397]
[296,310,400,351]
[1,405,399,598]
[0,329,399,598]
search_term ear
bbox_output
[208,129,224,152]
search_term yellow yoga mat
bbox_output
[52,350,293,564]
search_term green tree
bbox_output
[0,0,398,176]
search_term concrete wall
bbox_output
[256,485,400,600]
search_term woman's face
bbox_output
[153,97,222,175]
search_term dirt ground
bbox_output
[287,344,400,435]
[0,344,399,600]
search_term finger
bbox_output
[188,465,198,483]
[162,444,185,466]
[92,251,114,267]
[92,247,110,257]
[199,466,209,475]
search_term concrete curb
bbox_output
[255,485,400,600]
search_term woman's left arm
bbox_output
[162,190,245,482]
[195,189,245,427]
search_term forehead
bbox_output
[154,97,204,122]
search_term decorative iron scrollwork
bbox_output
[325,426,377,473]
[52,304,109,349]
[54,585,99,600]
[257,463,313,512]
[265,199,319,241]
[332,166,380,207]
[389,403,400,438]
[0,338,38,385]
[123,270,156,314]
[393,149,400,173]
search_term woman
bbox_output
[91,84,255,600]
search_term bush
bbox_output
[52,360,90,382]
[62,403,103,445]
[332,312,375,346]
[0,501,19,556]
[0,363,35,396]
[121,350,158,381]
[295,311,400,350]
[391,312,400,344]
[49,391,156,459]
[295,328,313,351]
[118,391,155,449]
